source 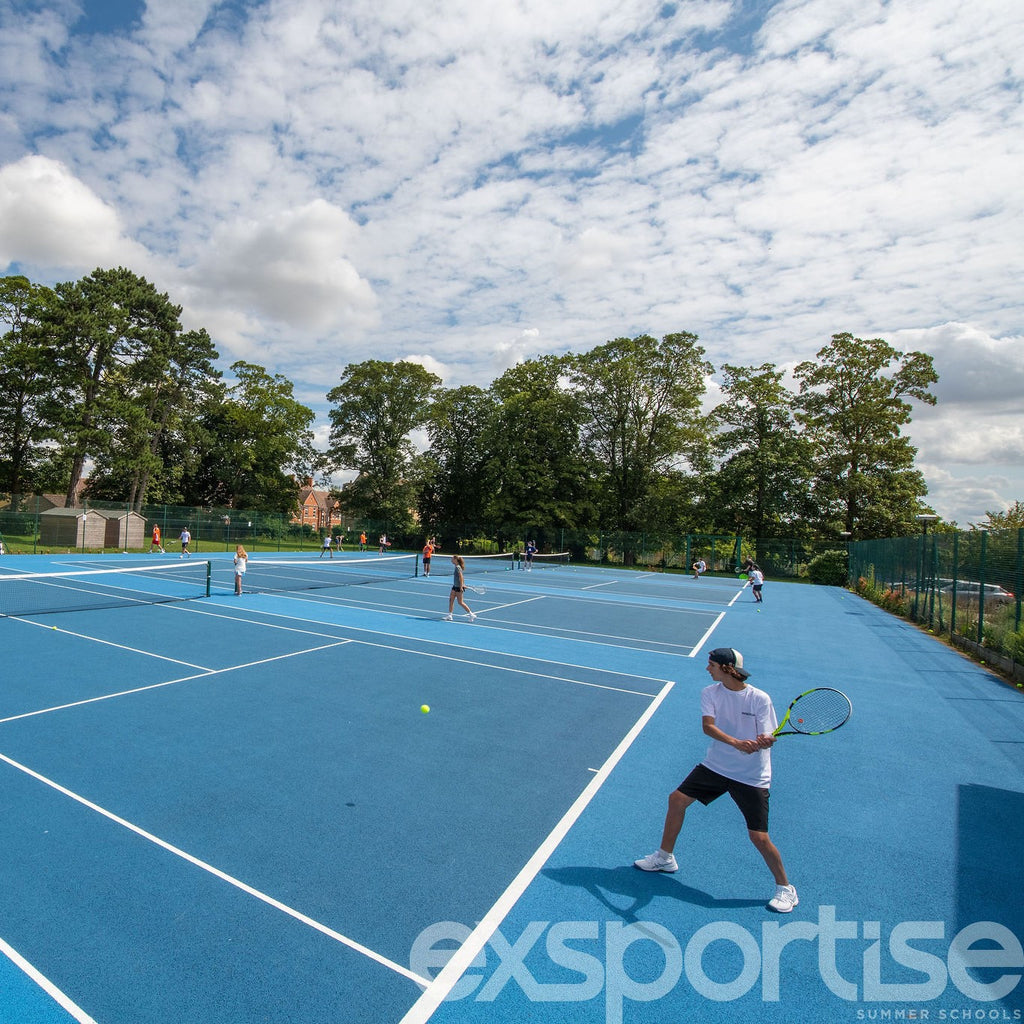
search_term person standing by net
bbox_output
[422,538,434,577]
[233,545,248,595]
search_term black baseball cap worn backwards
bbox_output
[708,647,751,680]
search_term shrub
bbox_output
[807,549,849,587]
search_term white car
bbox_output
[939,581,1015,606]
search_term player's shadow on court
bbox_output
[542,865,765,924]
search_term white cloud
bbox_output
[0,0,1022,513]
[0,155,149,275]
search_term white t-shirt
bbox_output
[699,681,778,788]
[233,555,247,575]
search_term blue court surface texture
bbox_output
[1,552,1022,1024]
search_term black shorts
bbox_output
[678,763,771,832]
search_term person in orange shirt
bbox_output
[359,531,367,551]
[150,524,164,553]
[422,538,434,577]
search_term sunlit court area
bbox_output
[0,550,1021,1024]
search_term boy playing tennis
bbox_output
[633,647,798,913]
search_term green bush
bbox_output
[807,549,849,587]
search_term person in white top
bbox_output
[633,647,798,913]
[749,565,765,602]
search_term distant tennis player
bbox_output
[233,545,248,595]
[444,555,476,622]
[633,647,797,913]
[749,564,765,602]
[179,527,191,558]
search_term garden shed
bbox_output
[38,508,108,549]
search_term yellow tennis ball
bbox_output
[420,704,430,714]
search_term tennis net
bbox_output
[519,551,570,569]
[458,552,517,574]
[218,552,420,595]
[0,560,212,618]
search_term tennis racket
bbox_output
[773,687,851,737]
[465,585,486,595]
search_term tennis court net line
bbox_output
[456,552,517,574]
[0,560,212,618]
[215,552,420,596]
[518,551,570,569]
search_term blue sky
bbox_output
[1,0,1022,525]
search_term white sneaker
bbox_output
[468,613,477,622]
[768,884,798,913]
[633,850,678,872]
[443,613,452,621]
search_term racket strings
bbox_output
[790,689,851,732]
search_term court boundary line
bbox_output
[398,676,677,1024]
[16,616,215,671]
[200,590,709,657]
[167,603,676,695]
[0,935,100,1024]
[0,642,353,727]
[0,751,429,987]
[284,578,740,616]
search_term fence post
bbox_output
[1016,528,1023,634]
[978,531,988,641]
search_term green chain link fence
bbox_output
[850,529,1024,670]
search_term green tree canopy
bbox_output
[0,276,58,502]
[570,332,711,530]
[179,361,315,512]
[327,359,442,524]
[794,333,938,539]
[482,356,592,531]
[709,363,815,541]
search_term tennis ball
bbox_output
[420,704,430,714]
[1017,683,1023,689]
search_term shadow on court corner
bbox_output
[541,865,766,926]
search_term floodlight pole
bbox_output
[915,514,939,622]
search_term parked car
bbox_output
[939,581,1015,606]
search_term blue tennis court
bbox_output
[1,553,1022,1023]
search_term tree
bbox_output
[709,363,815,541]
[84,327,221,509]
[0,276,58,502]
[482,357,593,532]
[179,361,315,511]
[974,501,1024,531]
[794,333,938,539]
[570,333,711,530]
[418,385,495,533]
[45,267,188,506]
[327,359,441,524]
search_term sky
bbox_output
[0,0,1022,526]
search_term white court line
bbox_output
[728,582,751,607]
[0,643,352,726]
[688,611,726,656]
[399,676,677,1024]
[0,752,427,987]
[17,617,214,671]
[0,935,99,1024]
[205,589,699,656]
[172,603,674,696]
